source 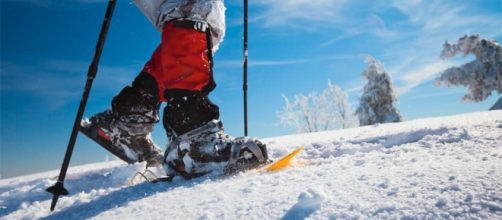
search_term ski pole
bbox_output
[46,0,117,211]
[243,0,249,136]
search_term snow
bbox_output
[1,111,502,219]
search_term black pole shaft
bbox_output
[47,0,117,211]
[243,0,249,136]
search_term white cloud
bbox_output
[391,0,501,34]
[322,13,399,46]
[252,0,348,28]
[218,59,308,69]
[251,1,401,45]
[251,0,501,96]
[383,0,502,95]
[405,89,461,100]
[395,60,455,94]
[250,59,310,67]
[218,55,354,69]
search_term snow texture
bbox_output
[278,81,358,133]
[356,56,403,126]
[1,111,502,219]
[436,34,502,102]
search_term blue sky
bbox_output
[1,0,501,178]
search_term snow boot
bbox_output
[80,72,164,167]
[80,110,163,167]
[163,120,269,178]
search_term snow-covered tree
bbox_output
[278,81,358,133]
[356,56,403,126]
[436,34,502,103]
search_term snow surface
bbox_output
[1,111,501,219]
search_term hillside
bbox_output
[1,111,501,219]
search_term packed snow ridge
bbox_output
[1,111,501,219]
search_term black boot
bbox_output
[80,73,163,167]
[161,93,268,177]
[163,92,220,137]
[163,120,268,177]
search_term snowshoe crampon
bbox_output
[129,169,174,185]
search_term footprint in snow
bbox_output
[281,189,324,220]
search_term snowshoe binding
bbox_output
[163,120,269,178]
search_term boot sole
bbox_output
[79,120,137,164]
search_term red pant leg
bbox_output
[142,21,212,101]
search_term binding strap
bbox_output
[227,139,266,168]
[172,19,209,32]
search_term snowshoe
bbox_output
[163,120,269,178]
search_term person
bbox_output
[80,0,268,178]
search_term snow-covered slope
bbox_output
[1,111,501,219]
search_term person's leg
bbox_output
[147,20,268,177]
[143,20,219,138]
